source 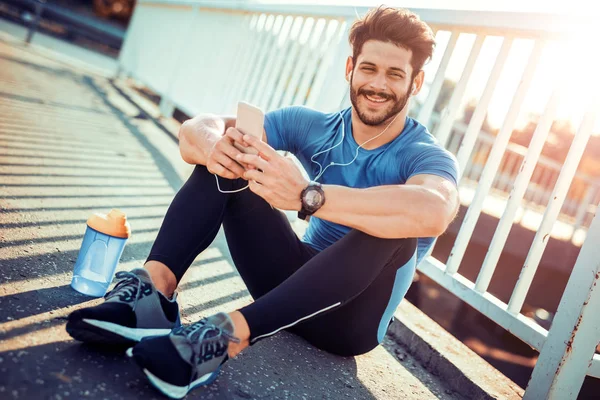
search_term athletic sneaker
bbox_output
[127,312,239,399]
[66,268,180,345]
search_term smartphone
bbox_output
[234,102,264,155]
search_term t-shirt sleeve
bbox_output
[263,106,317,154]
[406,144,459,186]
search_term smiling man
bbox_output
[66,6,459,399]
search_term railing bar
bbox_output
[445,39,545,275]
[231,13,269,103]
[536,168,552,205]
[524,198,600,398]
[543,170,557,206]
[291,18,332,105]
[221,13,260,112]
[255,15,296,110]
[447,130,462,155]
[508,96,600,314]
[475,86,562,294]
[195,12,229,111]
[208,12,251,114]
[464,140,482,181]
[530,167,543,205]
[572,185,596,236]
[247,15,287,105]
[186,11,226,111]
[456,37,513,179]
[240,14,278,102]
[418,257,547,350]
[435,34,485,147]
[267,17,310,110]
[492,156,506,188]
[216,13,260,113]
[567,180,586,217]
[263,16,308,111]
[501,152,520,191]
[306,19,350,110]
[417,31,459,128]
[279,19,319,107]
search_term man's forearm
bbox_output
[178,114,226,165]
[313,184,451,239]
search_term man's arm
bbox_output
[238,134,459,239]
[313,174,459,239]
[178,114,268,166]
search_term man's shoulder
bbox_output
[269,105,331,119]
[267,106,344,133]
[398,118,457,162]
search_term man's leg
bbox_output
[237,230,417,356]
[67,164,315,345]
[128,230,417,399]
[143,163,318,297]
[66,164,233,344]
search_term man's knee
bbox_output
[346,229,417,253]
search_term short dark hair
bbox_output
[349,6,436,79]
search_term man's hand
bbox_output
[237,135,308,211]
[207,127,250,180]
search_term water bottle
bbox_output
[71,209,131,297]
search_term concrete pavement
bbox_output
[0,37,466,400]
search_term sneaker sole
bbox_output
[126,348,221,399]
[66,318,172,345]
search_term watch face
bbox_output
[305,189,323,208]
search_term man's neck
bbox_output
[350,107,408,150]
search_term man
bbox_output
[66,6,459,399]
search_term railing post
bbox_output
[524,204,600,399]
[25,0,46,44]
[572,185,596,237]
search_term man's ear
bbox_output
[411,70,425,95]
[345,56,354,82]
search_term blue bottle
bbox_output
[71,209,131,297]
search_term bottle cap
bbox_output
[87,209,131,239]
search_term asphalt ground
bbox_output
[0,37,464,400]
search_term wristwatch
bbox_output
[298,181,326,221]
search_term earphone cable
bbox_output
[214,110,402,193]
[312,111,400,181]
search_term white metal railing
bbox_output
[443,121,600,234]
[117,1,599,398]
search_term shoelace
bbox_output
[173,319,240,386]
[104,271,145,312]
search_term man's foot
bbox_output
[66,268,180,345]
[127,312,239,399]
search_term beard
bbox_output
[349,77,410,126]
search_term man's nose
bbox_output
[368,72,388,92]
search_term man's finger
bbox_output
[209,162,237,180]
[243,168,265,183]
[248,180,270,200]
[214,152,246,177]
[236,153,269,171]
[218,140,248,166]
[243,135,278,160]
[225,127,247,147]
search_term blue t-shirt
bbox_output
[264,106,458,264]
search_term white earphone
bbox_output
[214,110,401,193]
[310,111,400,182]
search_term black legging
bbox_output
[147,165,417,356]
